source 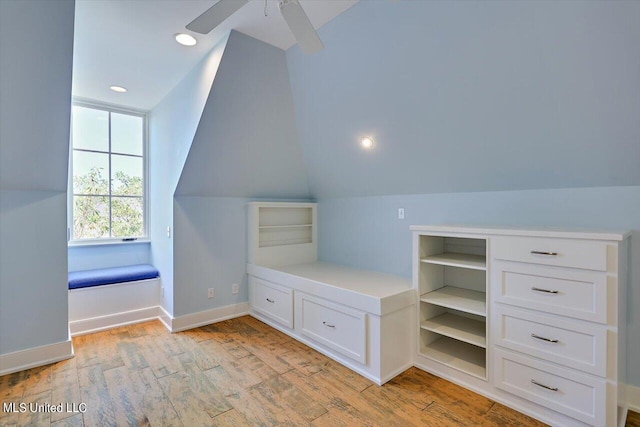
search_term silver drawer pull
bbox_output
[266,298,275,303]
[531,287,559,294]
[530,250,558,256]
[322,321,335,328]
[531,333,559,343]
[531,379,558,392]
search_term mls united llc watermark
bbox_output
[3,402,87,414]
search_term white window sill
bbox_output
[68,239,151,248]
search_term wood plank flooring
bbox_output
[0,316,637,426]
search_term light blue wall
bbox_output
[0,0,75,192]
[173,197,250,317]
[175,31,309,198]
[171,32,308,317]
[0,192,69,354]
[149,35,229,315]
[316,187,640,384]
[0,0,74,356]
[286,0,640,199]
[68,243,150,272]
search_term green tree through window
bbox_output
[70,105,146,241]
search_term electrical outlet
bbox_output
[161,287,164,297]
[232,283,239,294]
[207,288,215,299]
[398,208,405,220]
[167,226,171,238]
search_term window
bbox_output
[69,103,147,242]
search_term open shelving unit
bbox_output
[421,253,486,270]
[420,312,486,348]
[248,202,317,267]
[419,286,486,316]
[415,235,488,379]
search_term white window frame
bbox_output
[68,99,150,246]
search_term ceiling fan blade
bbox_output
[186,0,249,34]
[279,0,324,54]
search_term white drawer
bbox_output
[494,348,606,426]
[492,305,606,376]
[297,292,367,364]
[250,276,293,329]
[492,260,607,323]
[492,236,607,271]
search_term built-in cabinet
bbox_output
[247,202,414,385]
[412,225,630,427]
[248,202,317,267]
[247,206,631,426]
[416,235,488,379]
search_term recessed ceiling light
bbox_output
[110,85,127,93]
[360,136,375,149]
[175,33,197,47]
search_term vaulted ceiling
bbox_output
[72,0,357,110]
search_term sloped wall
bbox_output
[0,0,74,355]
[286,0,640,199]
[148,35,229,315]
[172,32,309,317]
[175,31,308,199]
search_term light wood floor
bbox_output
[0,316,637,426]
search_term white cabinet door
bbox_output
[297,292,367,364]
[492,305,606,376]
[491,260,607,323]
[492,236,607,271]
[493,348,606,427]
[250,276,294,329]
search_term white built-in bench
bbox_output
[246,202,415,384]
[68,264,161,336]
[247,262,415,385]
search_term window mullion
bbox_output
[108,111,113,238]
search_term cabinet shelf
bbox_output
[259,237,312,248]
[420,286,486,317]
[259,224,312,229]
[251,203,317,254]
[419,336,486,379]
[421,253,486,270]
[421,313,486,348]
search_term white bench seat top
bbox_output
[247,262,414,315]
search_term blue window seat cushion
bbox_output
[68,264,159,290]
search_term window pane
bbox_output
[73,196,110,239]
[112,155,143,196]
[111,197,144,237]
[111,113,143,155]
[72,106,108,151]
[72,151,109,195]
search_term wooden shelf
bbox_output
[419,336,486,379]
[259,237,312,248]
[420,253,486,270]
[259,224,312,229]
[420,286,486,317]
[421,313,486,348]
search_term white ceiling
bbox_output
[72,0,358,111]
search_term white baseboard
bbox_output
[69,301,249,336]
[1,302,249,377]
[168,302,250,333]
[629,385,640,412]
[0,339,73,376]
[158,305,173,332]
[69,306,161,336]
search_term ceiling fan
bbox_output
[186,0,324,54]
